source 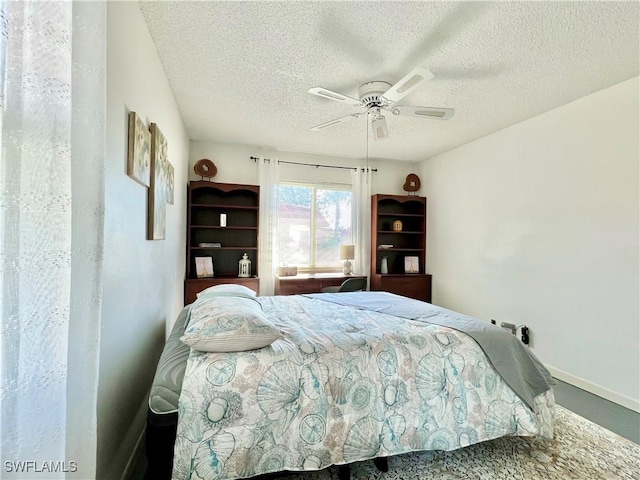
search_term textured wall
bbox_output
[99,3,189,479]
[420,77,639,409]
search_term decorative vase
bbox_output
[238,253,251,277]
[393,220,403,231]
[381,256,388,274]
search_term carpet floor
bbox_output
[278,405,640,480]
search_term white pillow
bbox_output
[181,296,280,352]
[196,283,257,299]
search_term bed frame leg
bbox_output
[374,457,389,472]
[337,465,350,480]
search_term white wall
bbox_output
[100,3,189,479]
[189,141,419,195]
[420,77,639,410]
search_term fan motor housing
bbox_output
[358,81,391,108]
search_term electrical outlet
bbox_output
[500,321,516,335]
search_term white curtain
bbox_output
[351,167,372,279]
[0,2,105,478]
[257,157,280,295]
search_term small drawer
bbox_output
[277,279,322,295]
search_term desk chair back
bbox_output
[322,277,367,293]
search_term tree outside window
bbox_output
[278,183,352,271]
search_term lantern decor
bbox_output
[238,253,251,278]
[393,219,403,231]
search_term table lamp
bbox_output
[340,244,354,275]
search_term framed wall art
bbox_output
[127,111,151,187]
[147,122,174,240]
[166,161,175,205]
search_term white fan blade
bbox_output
[380,67,435,104]
[385,104,455,120]
[308,87,362,107]
[310,113,361,131]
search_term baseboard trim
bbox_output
[121,426,146,480]
[546,364,640,413]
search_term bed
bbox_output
[145,286,555,480]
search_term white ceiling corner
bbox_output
[139,1,639,163]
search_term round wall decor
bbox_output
[194,158,217,179]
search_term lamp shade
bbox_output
[340,244,355,260]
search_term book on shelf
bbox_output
[198,242,221,248]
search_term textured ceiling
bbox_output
[139,1,639,162]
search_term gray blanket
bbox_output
[305,291,554,409]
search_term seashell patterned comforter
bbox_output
[172,293,555,480]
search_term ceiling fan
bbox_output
[308,67,454,140]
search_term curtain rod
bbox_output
[250,156,377,172]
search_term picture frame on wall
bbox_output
[127,111,151,187]
[148,122,174,240]
[404,256,419,274]
[195,257,214,278]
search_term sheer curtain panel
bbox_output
[257,157,280,295]
[351,167,372,279]
[0,2,105,478]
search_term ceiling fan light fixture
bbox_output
[371,114,389,140]
[307,66,452,135]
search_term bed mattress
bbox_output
[145,306,193,479]
[148,306,191,424]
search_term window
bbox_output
[277,183,352,272]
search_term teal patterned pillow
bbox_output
[181,296,280,352]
